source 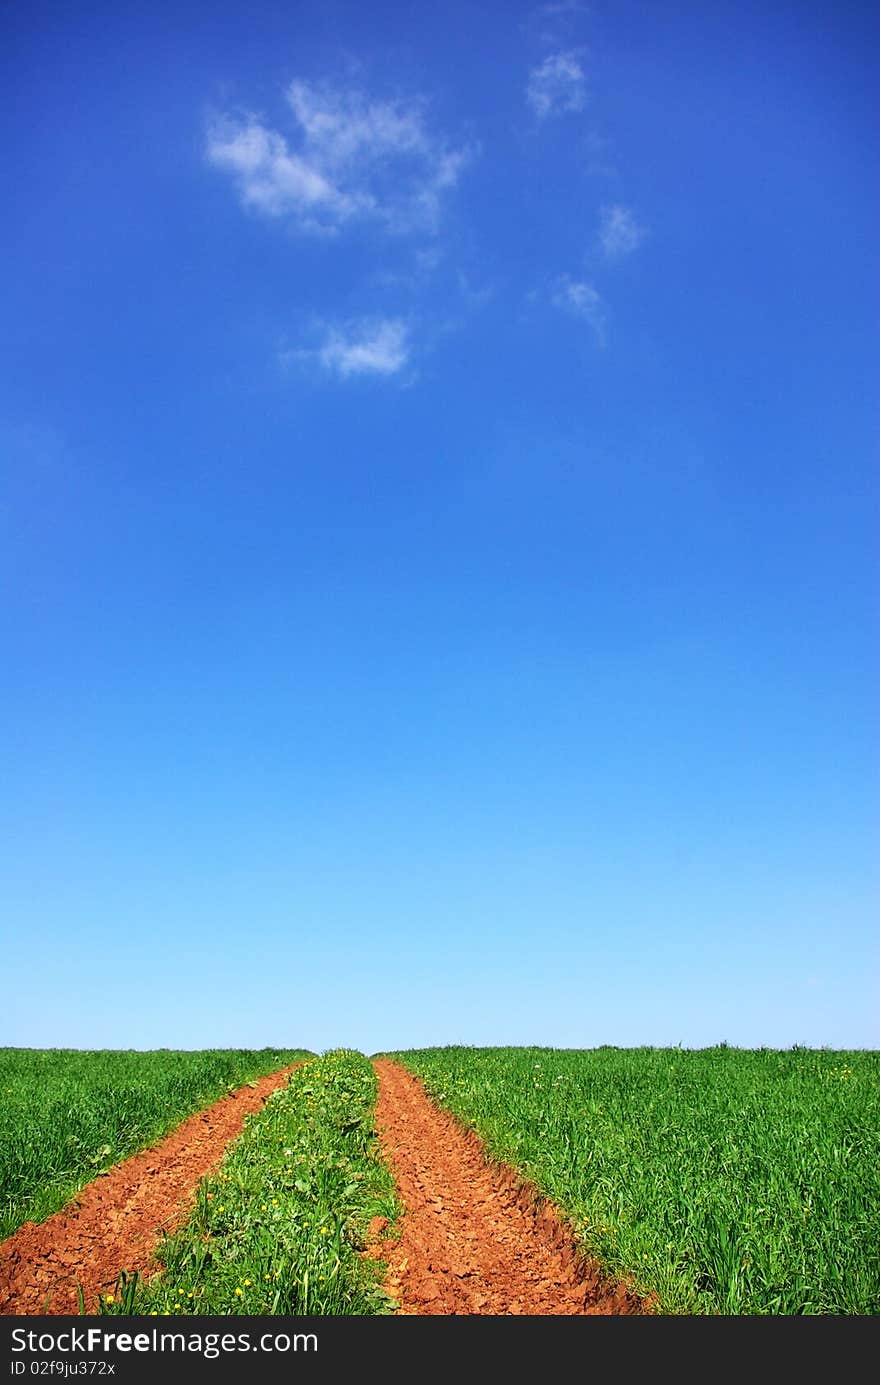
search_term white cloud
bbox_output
[206,80,472,235]
[205,116,354,224]
[598,204,646,259]
[297,318,411,378]
[551,275,605,342]
[526,51,587,119]
[525,2,589,49]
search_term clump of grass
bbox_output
[102,1050,399,1316]
[0,1048,311,1241]
[388,1045,880,1315]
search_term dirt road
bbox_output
[371,1058,648,1315]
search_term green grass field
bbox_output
[4,1044,877,1315]
[389,1045,880,1315]
[102,1050,398,1316]
[0,1047,311,1241]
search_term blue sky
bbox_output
[2,0,877,1053]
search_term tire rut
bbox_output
[0,1066,298,1315]
[370,1058,649,1315]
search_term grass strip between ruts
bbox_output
[99,1050,399,1316]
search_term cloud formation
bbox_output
[207,79,471,235]
[536,0,587,17]
[598,204,646,259]
[296,318,411,378]
[526,51,587,119]
[551,275,605,343]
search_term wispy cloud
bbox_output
[292,317,411,379]
[526,51,587,119]
[598,204,646,259]
[536,0,588,19]
[207,79,472,235]
[205,116,350,224]
[551,275,605,343]
[526,1,587,49]
[530,1,590,45]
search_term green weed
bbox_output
[100,1050,398,1316]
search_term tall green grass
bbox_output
[0,1048,311,1241]
[102,1050,398,1316]
[389,1045,880,1315]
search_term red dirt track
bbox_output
[1,1059,649,1318]
[0,1068,296,1315]
[370,1059,649,1315]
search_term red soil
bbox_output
[2,1059,651,1319]
[370,1059,650,1315]
[0,1067,296,1315]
